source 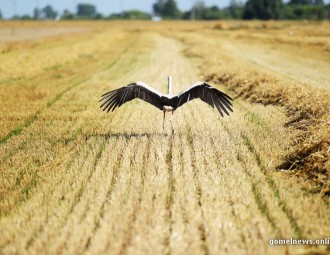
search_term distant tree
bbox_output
[153,0,166,16]
[286,4,326,19]
[21,14,33,20]
[153,0,181,19]
[182,10,191,19]
[203,6,223,19]
[183,5,222,20]
[288,0,324,4]
[289,0,313,4]
[314,0,324,4]
[94,13,103,19]
[33,8,40,19]
[0,10,2,19]
[289,0,307,4]
[122,10,151,20]
[243,0,283,19]
[77,3,97,18]
[228,0,244,19]
[194,0,206,19]
[41,5,58,19]
[162,0,181,18]
[327,4,330,18]
[61,9,74,20]
[244,0,262,19]
[12,15,21,20]
[266,0,283,19]
[284,0,326,19]
[107,13,119,19]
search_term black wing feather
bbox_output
[175,82,233,116]
[100,82,164,112]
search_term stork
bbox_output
[99,76,233,134]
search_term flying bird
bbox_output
[99,76,233,134]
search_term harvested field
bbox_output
[0,21,329,255]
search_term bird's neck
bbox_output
[168,76,172,95]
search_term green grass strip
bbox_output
[0,111,40,145]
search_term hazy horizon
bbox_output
[0,0,240,19]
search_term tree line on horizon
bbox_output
[1,0,329,21]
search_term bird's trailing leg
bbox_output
[162,110,166,136]
[170,111,174,135]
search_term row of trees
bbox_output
[243,0,328,19]
[0,4,151,20]
[182,0,330,20]
[1,0,329,21]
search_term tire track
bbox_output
[202,98,303,239]
[83,140,133,253]
[117,140,150,255]
[189,104,283,247]
[0,137,97,253]
[0,143,79,250]
[0,122,85,220]
[235,148,280,235]
[91,138,141,254]
[241,133,303,239]
[201,100,299,238]
[198,137,249,250]
[163,138,175,255]
[184,124,210,255]
[51,109,134,254]
[27,138,106,252]
[177,139,190,227]
[200,101,302,239]
[22,151,80,249]
[48,138,109,255]
[207,127,272,248]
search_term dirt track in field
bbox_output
[0,22,329,255]
[0,27,89,42]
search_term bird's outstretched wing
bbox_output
[175,82,233,116]
[99,82,165,112]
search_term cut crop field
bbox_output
[0,21,329,255]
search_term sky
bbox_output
[0,0,238,18]
[0,0,329,18]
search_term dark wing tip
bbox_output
[223,93,233,101]
[99,89,119,112]
[204,85,233,117]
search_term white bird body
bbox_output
[100,76,233,134]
